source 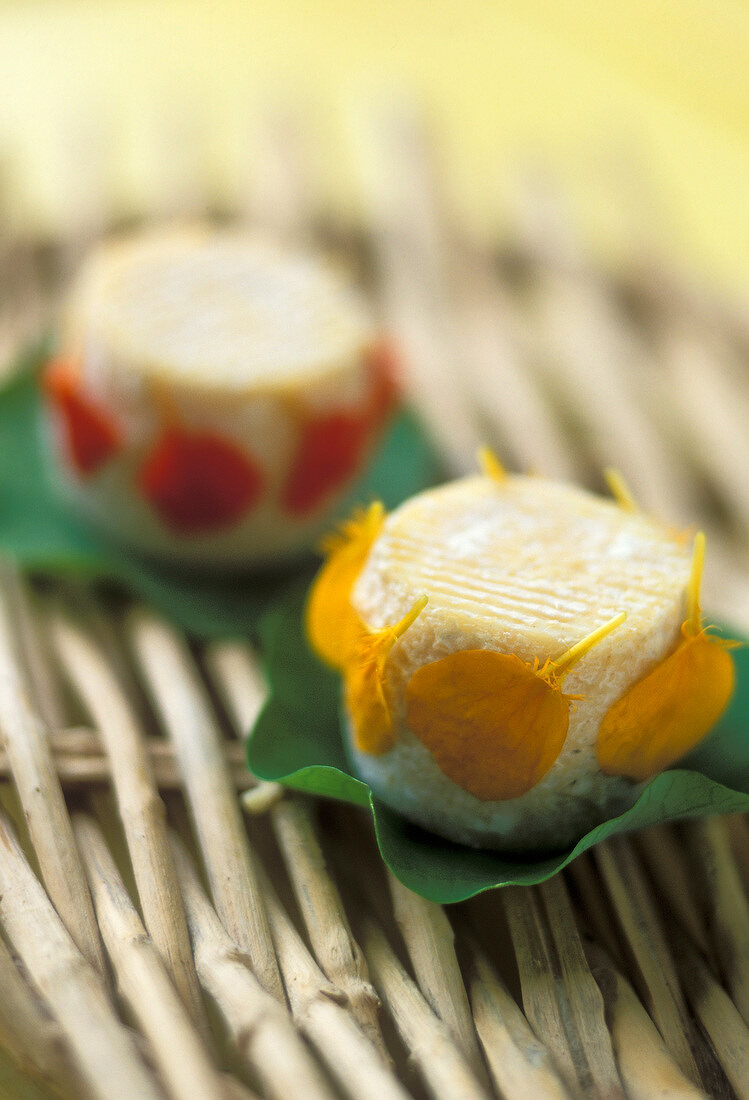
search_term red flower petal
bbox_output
[139,428,265,534]
[282,412,367,517]
[282,341,401,518]
[42,359,123,476]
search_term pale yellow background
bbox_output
[0,0,747,289]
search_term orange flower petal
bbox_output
[405,650,570,801]
[42,358,123,476]
[597,630,735,781]
[305,502,385,668]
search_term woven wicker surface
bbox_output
[1,119,749,1099]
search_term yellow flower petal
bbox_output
[405,650,571,801]
[347,596,428,755]
[346,653,394,755]
[598,530,736,781]
[402,614,626,799]
[305,501,384,668]
[597,630,735,781]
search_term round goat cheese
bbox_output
[307,470,734,850]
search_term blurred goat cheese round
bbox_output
[41,226,397,567]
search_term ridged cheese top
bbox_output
[64,226,373,391]
[353,475,692,648]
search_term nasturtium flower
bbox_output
[305,500,385,668]
[405,613,625,801]
[597,532,736,781]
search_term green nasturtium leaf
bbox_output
[0,350,442,639]
[249,582,749,903]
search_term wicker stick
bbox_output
[585,941,707,1100]
[454,258,579,481]
[205,640,387,1055]
[203,641,267,736]
[538,876,625,1099]
[241,783,285,813]
[202,640,286,813]
[127,610,283,1002]
[51,613,208,1035]
[387,871,484,1078]
[466,934,571,1100]
[297,978,411,1100]
[168,832,341,1100]
[525,272,698,523]
[0,729,253,789]
[357,108,481,475]
[628,260,749,353]
[593,837,701,1084]
[726,815,749,892]
[360,917,489,1100]
[504,882,625,1099]
[73,813,226,1100]
[10,575,68,731]
[270,797,386,1056]
[684,817,749,1026]
[0,248,51,385]
[565,857,622,964]
[675,931,749,1100]
[253,860,411,1100]
[508,181,713,507]
[656,322,749,536]
[254,866,346,1010]
[691,538,749,638]
[635,826,713,958]
[502,886,582,1095]
[206,635,387,1042]
[0,930,88,1099]
[240,107,315,243]
[0,809,164,1100]
[54,726,248,766]
[219,1077,261,1100]
[0,568,106,979]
